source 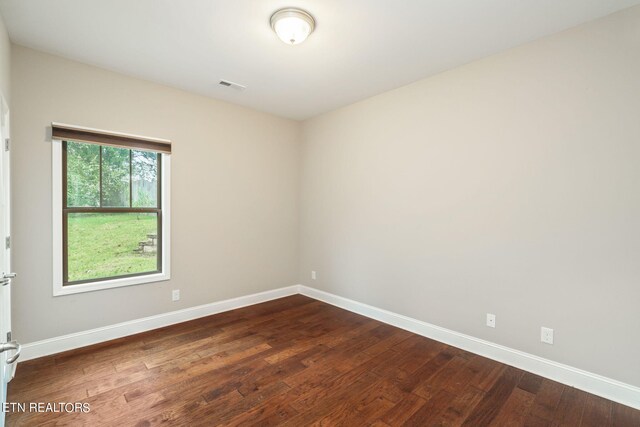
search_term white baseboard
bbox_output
[20,285,299,361]
[19,284,640,410]
[298,285,640,410]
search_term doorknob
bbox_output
[0,340,21,364]
[1,272,16,286]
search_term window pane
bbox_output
[132,150,158,207]
[66,141,100,207]
[101,146,131,207]
[67,213,159,283]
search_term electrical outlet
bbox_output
[311,271,317,280]
[172,289,180,301]
[486,313,496,328]
[541,327,554,344]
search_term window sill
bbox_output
[53,272,170,296]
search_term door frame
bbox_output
[0,93,12,426]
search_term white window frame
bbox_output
[52,138,171,296]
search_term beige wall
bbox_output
[0,13,10,102]
[299,6,640,387]
[11,45,300,343]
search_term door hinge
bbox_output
[4,138,8,151]
[5,236,10,249]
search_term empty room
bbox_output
[0,1,639,426]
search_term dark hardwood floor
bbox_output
[6,295,640,426]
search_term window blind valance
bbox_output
[51,123,171,154]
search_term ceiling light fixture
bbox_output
[270,8,315,45]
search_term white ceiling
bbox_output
[1,0,639,120]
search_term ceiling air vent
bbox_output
[218,80,246,91]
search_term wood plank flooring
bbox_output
[6,295,640,426]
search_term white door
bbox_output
[0,95,19,427]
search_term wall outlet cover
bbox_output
[486,313,496,328]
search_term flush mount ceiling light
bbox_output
[270,8,315,45]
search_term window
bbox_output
[52,124,171,295]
